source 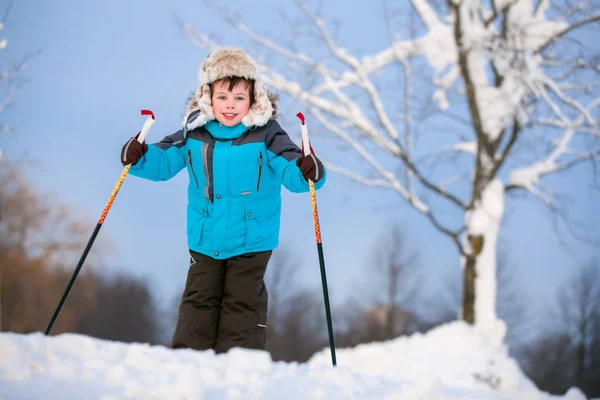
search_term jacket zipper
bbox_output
[187,149,199,188]
[257,152,263,192]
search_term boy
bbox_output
[120,47,325,353]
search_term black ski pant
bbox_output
[171,250,270,353]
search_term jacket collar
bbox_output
[204,120,247,140]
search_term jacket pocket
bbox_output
[188,205,208,246]
[186,149,199,188]
[256,152,263,192]
[244,197,279,249]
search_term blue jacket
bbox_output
[129,119,326,259]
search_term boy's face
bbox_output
[211,80,251,127]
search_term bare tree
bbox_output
[520,332,574,395]
[517,259,600,397]
[556,259,600,397]
[0,162,109,269]
[0,162,160,344]
[265,245,300,324]
[367,223,419,339]
[181,0,600,341]
[266,288,327,362]
[495,248,541,348]
[79,272,160,344]
[334,300,415,348]
[263,246,330,361]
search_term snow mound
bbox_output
[0,321,587,400]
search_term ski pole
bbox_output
[45,110,155,336]
[296,112,337,367]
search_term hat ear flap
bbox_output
[241,79,273,128]
[183,84,214,131]
[199,84,214,119]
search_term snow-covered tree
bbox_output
[182,0,600,342]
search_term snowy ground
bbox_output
[0,321,587,400]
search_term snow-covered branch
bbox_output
[557,82,600,92]
[261,69,404,157]
[294,0,360,69]
[323,161,465,250]
[536,118,599,137]
[323,163,395,190]
[442,141,478,155]
[541,75,597,126]
[295,0,404,142]
[313,104,468,210]
[178,19,221,52]
[205,0,341,81]
[401,58,414,193]
[309,108,425,209]
[536,13,600,52]
[409,0,444,31]
[508,99,600,193]
[208,1,312,64]
[312,21,454,96]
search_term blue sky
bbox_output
[4,0,599,325]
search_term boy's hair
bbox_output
[210,77,255,105]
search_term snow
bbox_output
[448,0,570,142]
[0,321,588,400]
[509,162,550,192]
[464,179,506,343]
[417,26,456,73]
[444,141,477,154]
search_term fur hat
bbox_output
[183,47,278,131]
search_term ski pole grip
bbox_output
[296,112,311,156]
[137,110,156,144]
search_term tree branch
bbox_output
[311,97,467,210]
[207,0,319,66]
[536,13,600,53]
[400,152,468,209]
[490,118,521,180]
[409,0,444,31]
[424,210,468,257]
[508,99,600,194]
[294,0,360,69]
[295,0,403,143]
[260,68,407,157]
[203,0,344,91]
[309,108,423,207]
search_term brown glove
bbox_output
[121,132,148,166]
[296,153,324,182]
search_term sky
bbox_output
[0,321,589,399]
[3,0,599,332]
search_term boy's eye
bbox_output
[236,97,246,101]
[218,96,227,100]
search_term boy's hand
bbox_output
[121,132,148,165]
[296,153,324,182]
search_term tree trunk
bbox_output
[576,341,584,390]
[462,255,476,325]
[462,179,506,342]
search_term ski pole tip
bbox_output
[296,112,305,125]
[141,109,155,120]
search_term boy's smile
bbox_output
[211,80,251,127]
